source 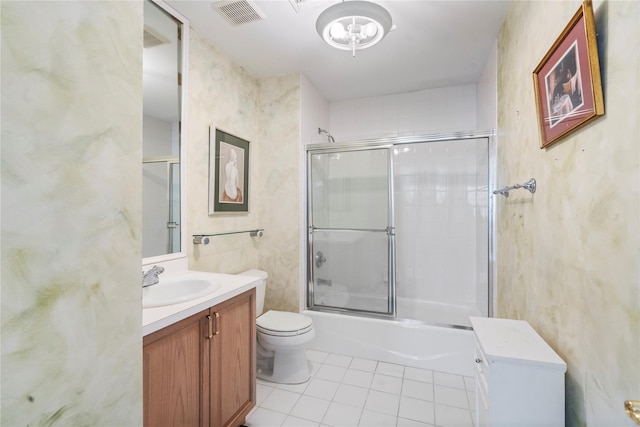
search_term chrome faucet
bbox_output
[142,265,164,287]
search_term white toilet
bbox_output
[239,269,315,384]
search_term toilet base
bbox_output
[256,350,311,384]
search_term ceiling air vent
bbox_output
[143,25,170,49]
[213,0,267,26]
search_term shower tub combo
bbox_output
[305,132,493,377]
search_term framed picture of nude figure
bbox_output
[533,0,604,149]
[208,127,249,214]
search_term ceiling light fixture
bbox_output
[316,1,393,57]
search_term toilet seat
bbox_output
[257,310,314,337]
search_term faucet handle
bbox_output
[143,265,164,275]
[142,265,164,287]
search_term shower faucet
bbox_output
[317,278,332,287]
[318,128,335,143]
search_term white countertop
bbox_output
[143,270,260,336]
[470,316,566,371]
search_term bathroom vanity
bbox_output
[143,272,258,427]
[470,317,566,427]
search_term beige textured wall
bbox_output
[256,74,302,313]
[186,30,262,274]
[496,1,639,425]
[185,30,301,313]
[1,1,144,424]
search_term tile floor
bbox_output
[245,350,476,427]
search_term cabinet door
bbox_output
[209,289,256,427]
[144,310,208,427]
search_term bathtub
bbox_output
[312,285,484,328]
[303,309,475,377]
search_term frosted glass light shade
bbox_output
[316,1,393,56]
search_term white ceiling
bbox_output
[165,0,510,102]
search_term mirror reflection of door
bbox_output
[142,157,179,258]
[168,162,180,253]
[142,0,182,258]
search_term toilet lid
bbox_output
[257,310,313,336]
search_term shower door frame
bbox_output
[307,144,397,317]
[306,130,496,324]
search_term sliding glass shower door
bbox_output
[308,148,395,316]
[307,134,491,328]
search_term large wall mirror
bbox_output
[143,0,188,263]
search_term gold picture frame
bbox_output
[533,0,604,149]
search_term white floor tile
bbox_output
[305,378,340,401]
[261,389,301,414]
[433,372,465,390]
[322,401,362,427]
[290,395,331,423]
[398,396,435,424]
[376,362,405,378]
[434,385,469,409]
[434,403,473,427]
[359,409,397,426]
[342,369,374,389]
[333,384,368,408]
[370,373,403,394]
[402,379,434,401]
[246,407,287,427]
[283,415,320,426]
[253,351,472,427]
[325,353,353,367]
[257,383,276,405]
[349,357,378,372]
[364,390,400,416]
[307,349,330,363]
[316,364,347,382]
[404,367,434,384]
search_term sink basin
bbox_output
[143,278,221,308]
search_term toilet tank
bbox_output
[238,269,268,316]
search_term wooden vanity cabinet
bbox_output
[144,308,205,427]
[144,289,256,427]
[208,289,256,427]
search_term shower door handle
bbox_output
[315,251,326,268]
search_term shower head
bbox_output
[318,128,335,143]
